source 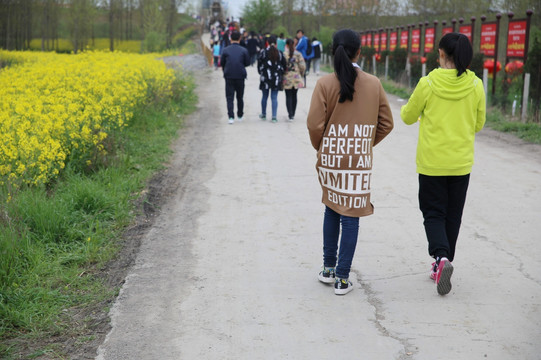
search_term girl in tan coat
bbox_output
[283,38,305,121]
[307,29,393,295]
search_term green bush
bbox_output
[271,25,290,38]
[313,26,334,55]
[388,47,408,82]
[426,50,438,73]
[144,31,166,53]
[172,26,198,48]
[470,53,485,79]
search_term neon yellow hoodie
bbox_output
[400,68,486,176]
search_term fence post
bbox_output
[492,13,502,96]
[483,68,489,97]
[522,73,531,122]
[385,55,389,81]
[422,63,426,77]
[372,55,377,75]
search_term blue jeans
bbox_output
[261,88,278,118]
[323,206,360,279]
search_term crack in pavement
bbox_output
[351,269,418,359]
[475,232,541,287]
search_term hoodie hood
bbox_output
[426,68,480,100]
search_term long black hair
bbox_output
[267,35,279,63]
[332,29,361,103]
[439,33,473,77]
[286,38,295,58]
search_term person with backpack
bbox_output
[295,29,314,83]
[311,37,323,75]
[307,29,394,295]
[400,33,486,296]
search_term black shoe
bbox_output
[334,278,353,295]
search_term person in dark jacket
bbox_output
[221,31,250,125]
[246,31,260,66]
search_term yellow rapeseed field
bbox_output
[0,50,176,188]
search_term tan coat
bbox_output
[307,69,394,217]
[283,50,305,90]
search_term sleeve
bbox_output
[257,51,264,74]
[475,84,486,133]
[307,80,328,151]
[244,49,250,67]
[400,78,427,125]
[220,51,227,70]
[298,53,306,75]
[374,81,394,146]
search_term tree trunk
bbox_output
[109,0,114,51]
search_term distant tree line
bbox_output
[0,0,185,52]
[240,0,541,37]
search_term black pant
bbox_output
[418,174,470,262]
[225,79,245,119]
[285,88,298,118]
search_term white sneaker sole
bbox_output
[334,282,353,295]
[318,274,335,284]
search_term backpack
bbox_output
[313,43,321,58]
[305,39,313,56]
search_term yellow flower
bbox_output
[0,50,179,188]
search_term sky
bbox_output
[182,0,250,19]
[221,0,251,18]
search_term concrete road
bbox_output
[96,60,541,359]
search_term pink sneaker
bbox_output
[430,262,437,281]
[435,258,453,295]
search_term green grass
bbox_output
[380,79,413,100]
[0,72,197,357]
[486,109,541,144]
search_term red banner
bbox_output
[361,34,366,47]
[459,25,472,42]
[442,26,453,36]
[390,31,397,51]
[507,19,527,58]
[374,33,380,51]
[423,27,434,53]
[411,29,421,53]
[366,33,372,47]
[400,30,408,49]
[381,32,388,51]
[480,23,497,57]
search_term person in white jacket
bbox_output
[311,37,323,75]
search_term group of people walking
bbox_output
[216,28,322,124]
[219,27,486,298]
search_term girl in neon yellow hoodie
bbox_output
[401,33,486,296]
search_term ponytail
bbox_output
[439,33,473,77]
[286,38,295,59]
[267,35,279,63]
[332,29,361,103]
